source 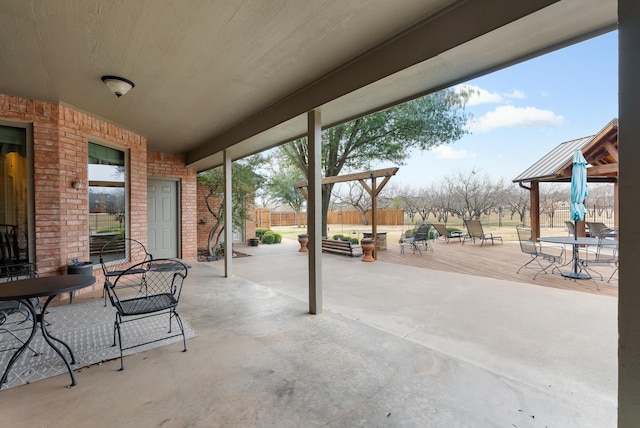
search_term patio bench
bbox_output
[321,239,363,257]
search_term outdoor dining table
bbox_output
[0,274,96,387]
[538,236,617,280]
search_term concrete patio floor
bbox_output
[0,239,617,427]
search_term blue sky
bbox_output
[380,30,618,187]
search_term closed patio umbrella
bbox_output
[569,149,588,278]
[570,149,588,230]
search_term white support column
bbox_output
[223,150,233,278]
[619,0,640,424]
[307,110,322,314]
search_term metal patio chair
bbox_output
[579,227,618,290]
[0,224,37,281]
[585,221,608,239]
[105,258,189,370]
[0,298,40,356]
[516,226,565,280]
[400,223,432,255]
[431,223,465,243]
[462,220,502,246]
[100,237,152,306]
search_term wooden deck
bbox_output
[376,239,618,297]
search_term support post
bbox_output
[223,150,233,278]
[530,181,540,241]
[371,175,377,260]
[307,110,322,314]
[619,0,640,422]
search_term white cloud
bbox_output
[506,89,526,100]
[468,105,565,133]
[431,146,476,160]
[455,84,526,106]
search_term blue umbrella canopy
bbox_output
[570,150,588,222]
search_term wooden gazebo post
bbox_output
[296,167,399,260]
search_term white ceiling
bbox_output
[0,0,616,171]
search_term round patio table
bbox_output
[0,274,96,387]
[538,236,616,280]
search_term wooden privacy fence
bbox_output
[255,209,404,227]
[328,209,404,225]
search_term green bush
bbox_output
[261,233,275,244]
[332,234,343,240]
[256,228,270,238]
[350,238,359,244]
[273,233,282,243]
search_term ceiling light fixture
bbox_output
[101,75,135,97]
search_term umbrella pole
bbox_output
[574,220,579,276]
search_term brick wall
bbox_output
[0,93,197,298]
[196,181,257,252]
[147,151,198,259]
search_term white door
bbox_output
[147,179,178,258]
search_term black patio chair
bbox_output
[0,224,37,281]
[0,298,40,356]
[516,226,565,280]
[400,223,432,255]
[105,258,189,370]
[99,237,152,306]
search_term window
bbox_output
[88,142,126,264]
[0,125,28,230]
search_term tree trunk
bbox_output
[321,183,333,237]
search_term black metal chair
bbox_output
[0,298,40,356]
[400,223,432,255]
[99,237,152,305]
[0,224,37,281]
[516,226,565,279]
[104,258,188,370]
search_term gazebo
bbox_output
[513,119,618,241]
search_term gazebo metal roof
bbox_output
[513,118,618,184]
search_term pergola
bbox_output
[295,167,399,260]
[513,119,618,240]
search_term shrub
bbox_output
[256,228,270,238]
[332,234,343,240]
[350,238,359,244]
[261,233,275,244]
[273,233,282,243]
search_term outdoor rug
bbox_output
[0,300,198,390]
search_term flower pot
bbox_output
[66,261,94,303]
[298,234,309,252]
[361,238,375,262]
[66,261,94,276]
[249,238,259,247]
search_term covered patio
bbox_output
[2,0,640,425]
[0,243,617,426]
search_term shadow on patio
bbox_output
[0,238,617,427]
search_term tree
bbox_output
[539,183,567,228]
[197,156,264,257]
[278,88,472,236]
[448,169,505,220]
[333,182,373,225]
[267,164,307,227]
[503,184,530,224]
